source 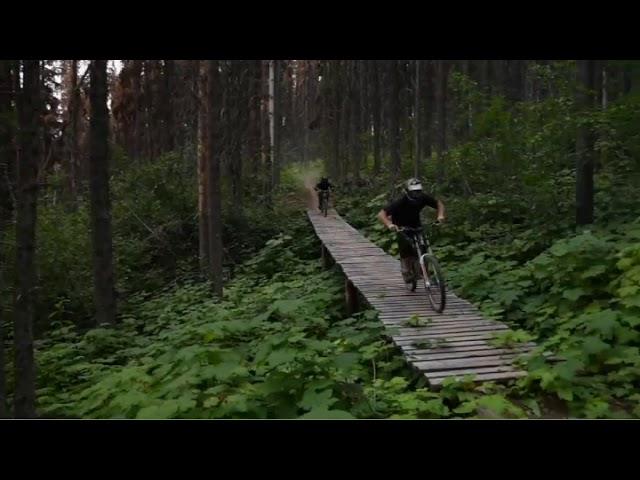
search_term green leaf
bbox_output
[453,401,477,415]
[265,349,298,367]
[299,388,337,411]
[136,401,180,419]
[582,336,610,355]
[620,294,640,308]
[333,352,361,370]
[617,285,639,298]
[299,408,355,419]
[556,388,574,402]
[581,264,607,279]
[555,357,583,381]
[524,399,541,418]
[588,310,619,337]
[562,288,586,302]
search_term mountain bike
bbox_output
[397,223,446,313]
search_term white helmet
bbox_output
[405,178,423,201]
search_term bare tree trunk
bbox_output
[389,60,401,181]
[163,60,176,152]
[331,62,341,180]
[249,60,261,175]
[0,262,5,416]
[88,60,116,326]
[269,60,281,190]
[66,60,80,205]
[14,60,40,418]
[228,62,244,213]
[261,62,270,198]
[371,60,382,175]
[602,63,608,110]
[576,60,595,225]
[414,59,421,177]
[302,61,310,164]
[623,65,632,95]
[0,60,11,418]
[422,60,434,163]
[359,60,369,167]
[435,60,449,185]
[131,61,143,159]
[197,61,210,272]
[350,61,363,180]
[206,60,223,297]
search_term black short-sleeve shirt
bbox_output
[383,192,438,228]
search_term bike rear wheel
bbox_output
[419,254,446,313]
[322,193,329,216]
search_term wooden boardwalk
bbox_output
[308,208,532,386]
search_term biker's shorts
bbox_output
[396,232,417,259]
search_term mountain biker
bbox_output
[377,178,446,289]
[314,177,333,210]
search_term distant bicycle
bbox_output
[318,189,330,217]
[397,223,446,313]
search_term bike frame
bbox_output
[319,189,330,209]
[400,226,436,281]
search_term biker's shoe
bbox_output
[405,279,417,292]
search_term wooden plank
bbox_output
[399,339,494,350]
[423,365,521,379]
[382,319,501,329]
[414,353,523,372]
[379,316,489,324]
[395,324,508,336]
[401,340,536,351]
[393,332,499,343]
[377,313,485,322]
[405,346,533,361]
[429,371,527,386]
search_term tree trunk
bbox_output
[331,62,341,180]
[14,60,40,418]
[359,60,369,166]
[302,61,310,164]
[131,61,143,159]
[623,65,632,95]
[0,61,11,418]
[602,62,608,110]
[269,60,281,190]
[197,61,210,272]
[249,60,261,175]
[414,59,422,177]
[371,60,382,175]
[163,60,176,152]
[66,60,80,205]
[205,60,223,297]
[389,60,401,181]
[479,60,491,93]
[576,60,595,226]
[435,60,448,185]
[259,62,269,197]
[88,60,116,326]
[423,60,434,162]
[353,61,363,180]
[0,260,5,416]
[228,62,244,213]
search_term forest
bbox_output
[1,59,640,419]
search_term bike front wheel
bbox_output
[419,254,446,313]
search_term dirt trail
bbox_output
[303,174,319,211]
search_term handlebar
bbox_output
[396,222,441,233]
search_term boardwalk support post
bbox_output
[345,279,359,315]
[321,244,334,268]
